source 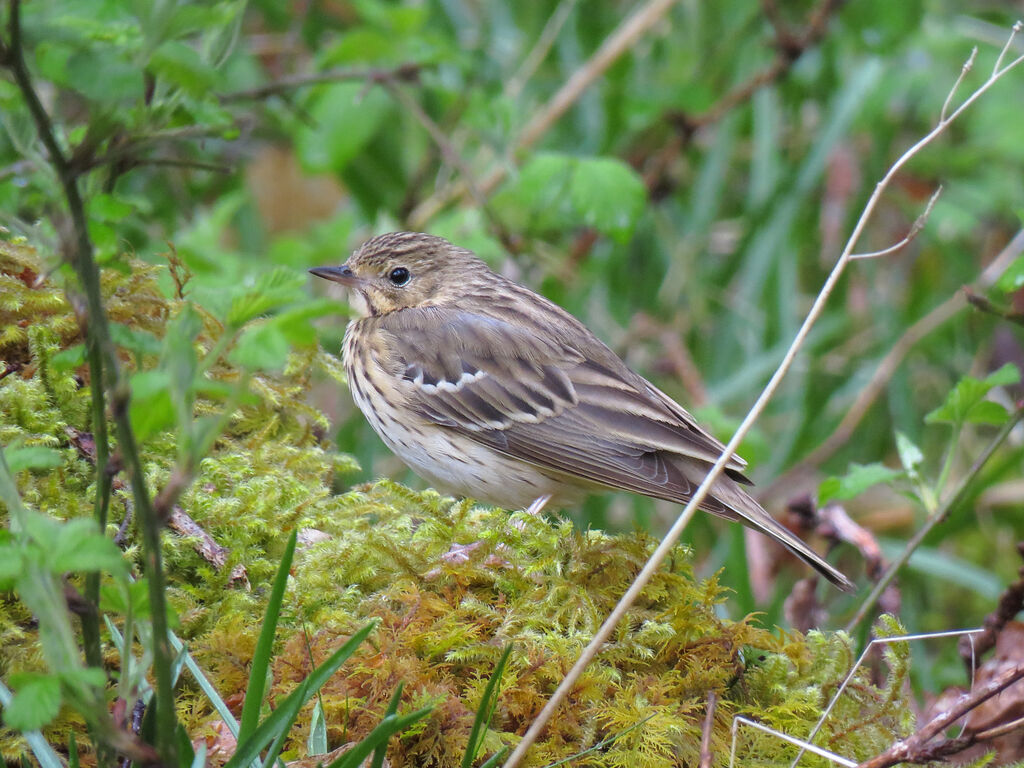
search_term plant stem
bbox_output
[2,1,179,763]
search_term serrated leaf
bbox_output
[569,157,647,243]
[296,83,392,174]
[51,520,126,575]
[2,673,62,732]
[819,462,903,505]
[229,322,290,370]
[225,268,306,328]
[4,446,64,473]
[149,40,219,97]
[925,363,1021,426]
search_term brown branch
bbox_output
[960,542,1024,669]
[857,662,1024,768]
[217,62,423,102]
[965,287,1024,327]
[643,0,844,196]
[664,0,845,134]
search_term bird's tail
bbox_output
[704,474,855,593]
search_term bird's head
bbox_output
[310,232,490,317]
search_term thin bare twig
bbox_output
[993,21,1023,75]
[857,662,1024,768]
[699,691,719,768]
[941,48,977,122]
[505,0,580,100]
[849,186,942,260]
[960,542,1024,669]
[218,62,423,102]
[502,27,1024,768]
[964,287,1024,326]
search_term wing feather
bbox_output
[378,306,746,500]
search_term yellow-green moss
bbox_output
[0,240,935,767]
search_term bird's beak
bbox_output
[309,264,361,287]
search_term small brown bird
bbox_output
[312,232,853,592]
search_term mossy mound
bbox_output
[2,240,917,766]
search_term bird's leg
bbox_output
[525,493,552,516]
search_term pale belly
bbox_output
[344,335,582,510]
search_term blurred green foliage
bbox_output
[2,0,1024,760]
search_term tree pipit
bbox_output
[312,232,853,592]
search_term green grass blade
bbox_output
[223,620,377,768]
[329,708,433,768]
[168,630,240,737]
[238,529,298,743]
[307,698,328,756]
[475,746,508,768]
[370,681,404,768]
[462,643,512,768]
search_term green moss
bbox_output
[0,241,934,766]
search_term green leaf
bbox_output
[330,708,433,768]
[237,530,297,745]
[50,519,126,575]
[65,49,143,103]
[229,322,290,370]
[2,673,62,732]
[492,153,575,233]
[296,83,393,174]
[225,268,306,328]
[225,619,377,768]
[129,371,175,441]
[50,344,86,371]
[462,644,512,768]
[569,157,647,243]
[894,431,923,473]
[4,447,64,473]
[819,462,903,506]
[0,543,24,590]
[88,193,135,223]
[925,363,1021,426]
[149,40,219,97]
[110,324,162,357]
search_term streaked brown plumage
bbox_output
[311,232,854,592]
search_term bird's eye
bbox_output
[388,267,411,286]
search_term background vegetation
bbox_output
[2,0,1024,765]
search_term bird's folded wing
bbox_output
[380,307,748,499]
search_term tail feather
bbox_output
[702,474,855,593]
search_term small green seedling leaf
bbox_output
[4,447,64,473]
[819,462,903,506]
[925,363,1020,426]
[2,674,62,732]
